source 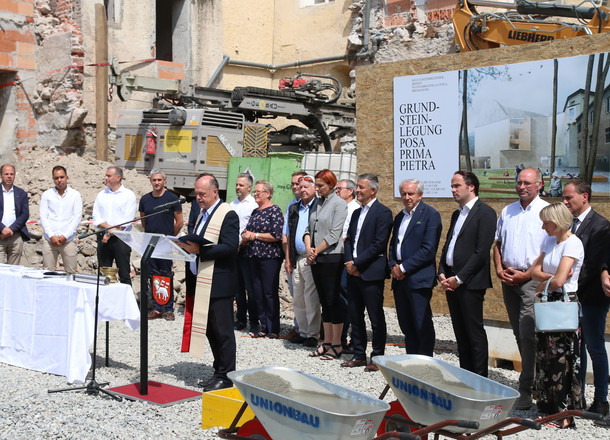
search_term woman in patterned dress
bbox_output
[241,180,284,339]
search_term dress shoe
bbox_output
[588,399,610,416]
[147,310,162,320]
[234,321,246,330]
[288,335,307,344]
[163,311,175,321]
[202,377,232,392]
[514,392,533,410]
[340,358,367,368]
[364,361,379,372]
[283,328,299,340]
[303,337,318,347]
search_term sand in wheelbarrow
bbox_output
[241,370,382,415]
[386,358,504,400]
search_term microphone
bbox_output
[153,197,187,211]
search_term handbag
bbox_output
[533,276,579,332]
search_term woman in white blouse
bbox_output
[532,202,585,428]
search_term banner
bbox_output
[393,72,460,197]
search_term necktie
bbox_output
[570,218,579,233]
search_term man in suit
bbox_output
[438,171,496,377]
[0,164,30,265]
[178,173,239,392]
[341,173,393,371]
[563,179,610,415]
[389,179,442,356]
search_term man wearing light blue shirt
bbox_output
[40,166,82,273]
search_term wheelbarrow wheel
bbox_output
[378,401,427,440]
[235,418,271,439]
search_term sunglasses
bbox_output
[298,176,314,183]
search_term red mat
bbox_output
[108,381,201,406]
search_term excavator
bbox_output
[453,0,610,51]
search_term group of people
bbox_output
[0,163,183,321]
[3,161,610,421]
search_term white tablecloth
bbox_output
[0,267,140,384]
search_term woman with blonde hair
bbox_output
[531,202,585,428]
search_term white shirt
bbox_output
[342,198,360,239]
[1,186,16,228]
[92,184,137,230]
[230,194,257,235]
[353,198,376,259]
[541,234,584,293]
[495,196,549,270]
[445,197,478,267]
[572,206,591,233]
[396,202,420,271]
[40,185,83,242]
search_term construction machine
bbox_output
[108,58,355,195]
[453,0,610,52]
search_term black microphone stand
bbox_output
[48,205,179,400]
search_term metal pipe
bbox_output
[206,54,230,88]
[362,0,371,51]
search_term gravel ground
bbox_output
[0,308,607,439]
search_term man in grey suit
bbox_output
[439,171,496,377]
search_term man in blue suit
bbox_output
[0,164,30,265]
[389,179,442,356]
[342,173,393,371]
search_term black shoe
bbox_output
[202,378,232,392]
[588,400,610,416]
[288,335,307,344]
[197,377,216,388]
[234,321,246,331]
[303,337,318,347]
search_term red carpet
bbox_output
[108,381,201,406]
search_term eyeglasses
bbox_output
[335,186,347,192]
[253,190,268,195]
[298,176,314,183]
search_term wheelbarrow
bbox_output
[373,354,549,438]
[217,366,412,440]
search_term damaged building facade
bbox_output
[0,0,455,162]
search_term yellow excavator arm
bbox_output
[453,0,610,51]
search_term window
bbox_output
[569,108,574,117]
[104,0,120,22]
[577,122,582,133]
[605,127,610,143]
[606,96,610,113]
[590,110,594,124]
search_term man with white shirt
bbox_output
[92,166,137,285]
[438,171,496,377]
[341,173,393,371]
[493,168,548,409]
[0,164,29,265]
[230,173,259,332]
[40,166,82,273]
[563,179,610,416]
[388,179,442,356]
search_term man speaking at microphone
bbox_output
[139,169,184,321]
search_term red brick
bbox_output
[15,55,35,70]
[0,0,20,14]
[17,42,35,55]
[3,29,35,43]
[386,0,411,15]
[17,0,33,15]
[0,40,17,53]
[0,53,14,68]
[158,61,185,81]
[16,128,36,139]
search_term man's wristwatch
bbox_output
[255,233,259,240]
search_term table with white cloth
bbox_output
[0,266,140,384]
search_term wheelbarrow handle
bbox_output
[396,433,421,440]
[581,411,605,421]
[457,420,480,429]
[519,419,542,430]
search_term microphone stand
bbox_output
[48,204,181,400]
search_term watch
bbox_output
[255,233,259,240]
